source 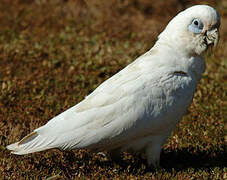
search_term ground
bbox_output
[0,0,226,179]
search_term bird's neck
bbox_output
[152,40,206,82]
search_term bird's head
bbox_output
[158,5,220,56]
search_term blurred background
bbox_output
[0,0,226,179]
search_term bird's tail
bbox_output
[7,131,55,155]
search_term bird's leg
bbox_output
[145,136,166,169]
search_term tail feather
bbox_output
[7,131,55,155]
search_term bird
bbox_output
[7,5,220,168]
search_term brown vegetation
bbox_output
[0,0,226,179]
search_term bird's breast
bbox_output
[139,72,197,133]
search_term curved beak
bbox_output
[205,28,219,47]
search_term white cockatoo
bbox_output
[7,5,220,168]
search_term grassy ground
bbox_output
[0,0,226,179]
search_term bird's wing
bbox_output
[7,55,156,153]
[34,58,154,148]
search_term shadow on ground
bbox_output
[160,147,226,171]
[43,146,226,177]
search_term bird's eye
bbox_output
[194,20,198,26]
[188,18,204,34]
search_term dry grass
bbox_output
[0,0,226,179]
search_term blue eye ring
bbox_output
[188,18,204,34]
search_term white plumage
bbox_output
[7,5,220,168]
